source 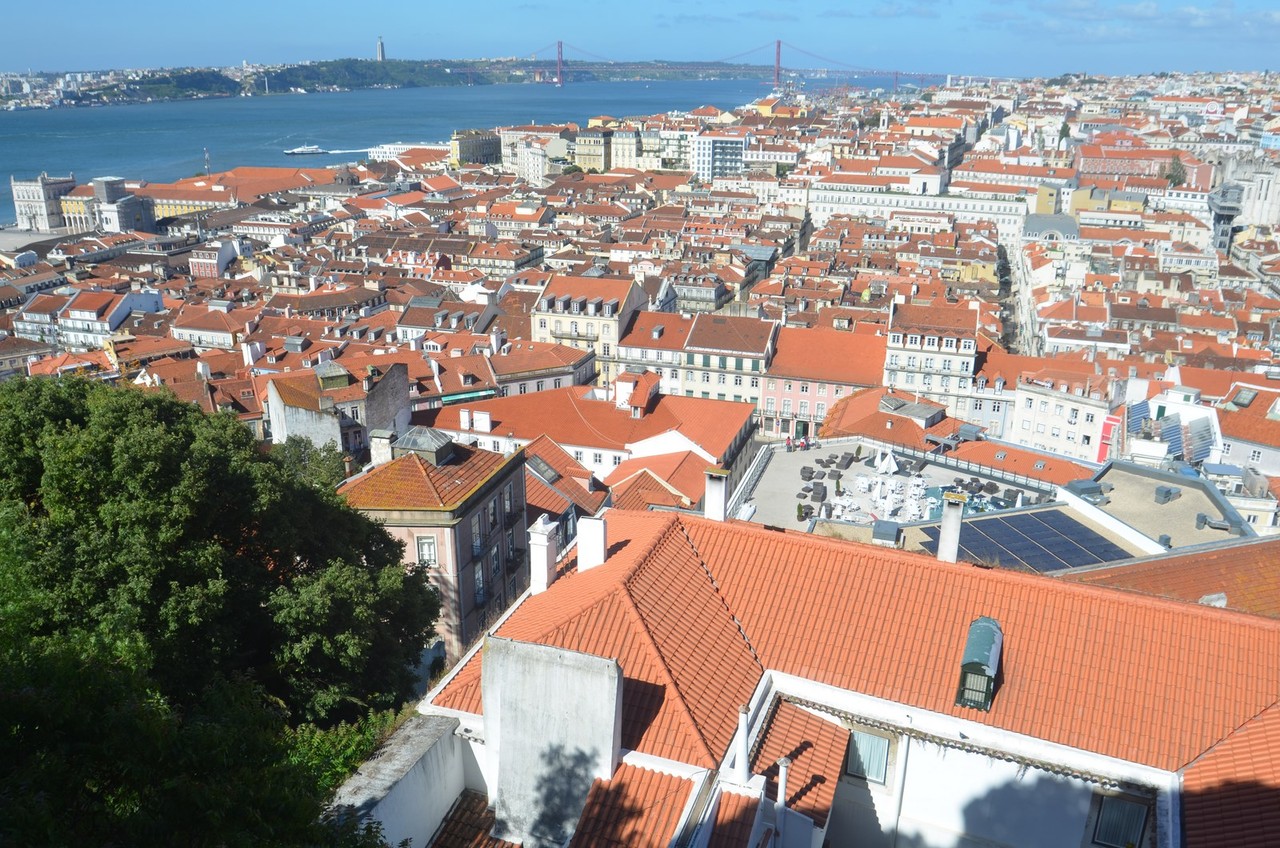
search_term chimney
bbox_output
[577,516,608,572]
[369,430,395,466]
[459,408,472,430]
[704,466,730,522]
[528,514,560,594]
[937,491,966,564]
[734,705,751,783]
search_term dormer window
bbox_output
[961,339,976,352]
[907,334,921,347]
[956,616,1002,712]
[924,336,938,349]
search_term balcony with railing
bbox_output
[506,548,527,574]
[549,327,600,343]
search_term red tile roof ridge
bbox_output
[1180,694,1280,777]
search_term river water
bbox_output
[0,78,815,224]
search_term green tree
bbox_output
[0,377,439,844]
[0,378,437,720]
[272,434,350,490]
[1164,154,1188,187]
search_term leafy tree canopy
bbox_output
[0,378,438,845]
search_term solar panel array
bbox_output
[920,510,1132,572]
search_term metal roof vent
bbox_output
[956,616,1002,712]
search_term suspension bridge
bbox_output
[514,40,947,92]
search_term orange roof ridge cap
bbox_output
[674,516,765,670]
[617,520,723,766]
[1179,695,1280,773]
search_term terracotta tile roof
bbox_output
[433,509,1280,847]
[429,790,519,848]
[750,700,849,828]
[768,327,886,386]
[1182,702,1280,848]
[1063,537,1280,618]
[685,314,776,356]
[610,470,690,511]
[707,790,759,848]
[605,451,708,504]
[890,302,979,335]
[819,387,965,450]
[421,387,754,463]
[567,763,692,848]
[685,516,1280,772]
[948,440,1094,486]
[338,446,518,512]
[433,512,764,768]
[522,434,607,514]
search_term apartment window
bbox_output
[687,370,696,381]
[750,377,760,388]
[799,401,809,417]
[1251,449,1263,463]
[782,399,792,415]
[800,383,810,394]
[887,354,900,367]
[718,374,727,385]
[1093,796,1147,848]
[702,372,711,383]
[846,727,891,784]
[573,449,584,462]
[973,400,984,411]
[907,334,920,346]
[471,515,482,548]
[768,379,776,390]
[943,337,956,350]
[602,343,611,356]
[1054,404,1064,416]
[612,455,622,466]
[1222,442,1232,456]
[784,382,793,392]
[414,536,437,567]
[815,402,826,419]
[1039,401,1048,413]
[538,318,547,330]
[906,356,918,369]
[766,397,776,412]
[733,375,743,387]
[1025,398,1033,410]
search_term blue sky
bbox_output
[7,0,1280,77]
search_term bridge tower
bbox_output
[774,40,781,90]
[556,41,564,85]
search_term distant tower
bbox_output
[376,36,385,62]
